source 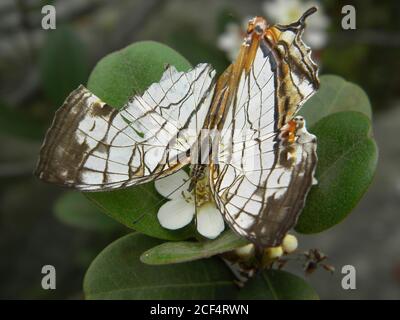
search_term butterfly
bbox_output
[35,7,319,247]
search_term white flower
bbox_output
[155,170,225,239]
[217,17,251,62]
[217,22,243,62]
[263,0,330,49]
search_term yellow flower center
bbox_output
[194,174,213,207]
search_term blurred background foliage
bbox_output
[0,0,399,299]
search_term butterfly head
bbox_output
[293,116,316,143]
[246,17,268,36]
[293,116,305,129]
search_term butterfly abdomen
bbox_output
[188,164,207,192]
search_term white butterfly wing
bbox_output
[36,63,216,191]
[210,23,319,247]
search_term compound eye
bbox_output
[255,24,264,34]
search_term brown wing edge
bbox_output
[34,85,118,189]
[253,137,318,247]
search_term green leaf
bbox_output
[87,41,192,108]
[300,75,372,127]
[54,192,121,232]
[295,111,378,233]
[40,26,89,106]
[237,269,319,300]
[85,41,194,241]
[83,233,238,299]
[141,230,248,265]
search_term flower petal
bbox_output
[155,170,190,199]
[217,23,242,61]
[196,203,225,239]
[157,198,195,230]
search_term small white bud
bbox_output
[282,234,298,253]
[265,246,283,259]
[234,243,255,258]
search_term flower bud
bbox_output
[234,243,255,259]
[282,234,298,253]
[265,246,283,259]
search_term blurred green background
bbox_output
[0,0,399,299]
